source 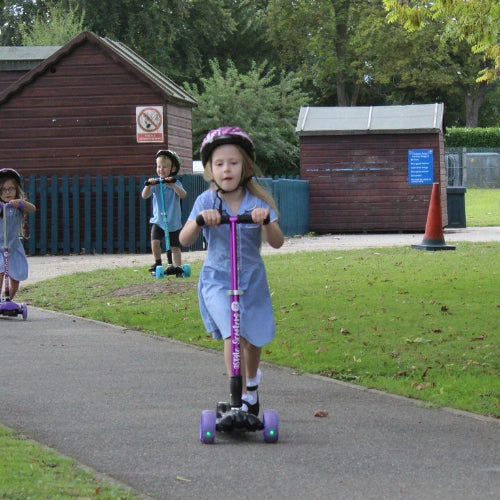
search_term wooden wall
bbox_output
[299,133,447,233]
[0,70,25,92]
[0,42,193,179]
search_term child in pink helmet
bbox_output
[180,126,284,416]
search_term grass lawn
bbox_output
[465,188,500,226]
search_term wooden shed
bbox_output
[297,104,447,233]
[0,31,197,178]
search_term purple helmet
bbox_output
[0,168,21,185]
[200,126,255,166]
[155,149,181,174]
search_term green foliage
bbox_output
[383,0,500,83]
[19,1,86,45]
[185,59,310,176]
[445,127,500,147]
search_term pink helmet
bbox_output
[200,126,255,166]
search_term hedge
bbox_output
[445,127,500,147]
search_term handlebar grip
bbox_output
[196,214,270,226]
[144,178,176,186]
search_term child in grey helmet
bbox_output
[0,168,36,300]
[180,127,284,418]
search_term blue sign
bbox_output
[408,149,434,185]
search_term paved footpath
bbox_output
[1,228,499,499]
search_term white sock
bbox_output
[242,392,257,405]
[246,368,262,389]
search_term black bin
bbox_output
[446,187,467,228]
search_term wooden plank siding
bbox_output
[0,32,195,180]
[300,133,447,233]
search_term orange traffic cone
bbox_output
[412,183,456,251]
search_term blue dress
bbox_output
[149,179,184,232]
[188,190,278,347]
[0,205,28,281]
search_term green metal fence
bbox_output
[21,174,309,256]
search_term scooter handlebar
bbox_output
[144,178,176,186]
[196,214,270,226]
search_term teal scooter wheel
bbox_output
[155,265,165,279]
[182,264,191,277]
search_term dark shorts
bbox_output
[151,224,180,247]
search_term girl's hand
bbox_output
[251,208,270,225]
[8,199,24,209]
[198,209,221,226]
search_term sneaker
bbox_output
[148,263,157,273]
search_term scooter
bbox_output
[0,202,28,320]
[144,179,191,279]
[197,213,279,444]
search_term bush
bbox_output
[445,127,500,147]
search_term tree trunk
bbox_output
[464,82,488,127]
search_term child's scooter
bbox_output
[0,202,28,320]
[196,213,279,444]
[144,179,190,279]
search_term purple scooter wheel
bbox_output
[200,410,216,444]
[262,409,279,443]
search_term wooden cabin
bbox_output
[297,104,447,233]
[0,31,197,178]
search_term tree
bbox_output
[382,0,500,83]
[19,1,86,45]
[185,59,310,176]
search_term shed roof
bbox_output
[0,46,61,71]
[0,31,196,107]
[296,103,444,136]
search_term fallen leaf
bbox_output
[421,366,432,380]
[412,382,433,390]
[470,335,485,341]
[315,346,329,354]
[314,409,329,417]
[292,352,302,358]
[340,328,350,335]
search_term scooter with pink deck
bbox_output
[196,213,279,444]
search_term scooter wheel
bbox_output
[182,264,191,277]
[200,410,216,444]
[21,303,28,321]
[155,266,165,279]
[262,409,279,443]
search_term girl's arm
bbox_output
[8,199,36,213]
[264,220,284,249]
[179,209,220,247]
[251,208,284,249]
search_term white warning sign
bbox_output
[136,106,164,143]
